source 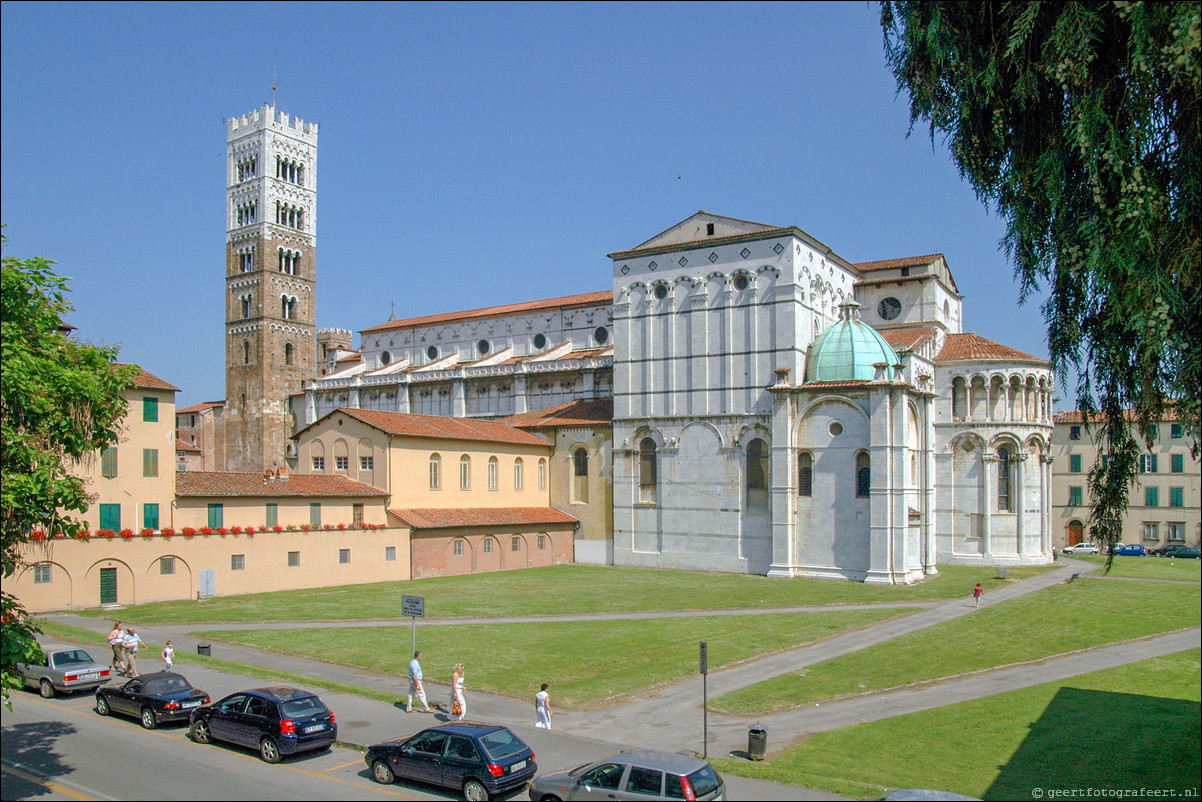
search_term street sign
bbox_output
[699,641,708,675]
[402,595,425,618]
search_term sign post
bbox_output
[700,641,708,758]
[402,595,425,657]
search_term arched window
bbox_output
[488,456,498,490]
[572,447,589,504]
[798,452,813,497]
[459,455,471,490]
[856,453,870,498]
[284,343,293,366]
[746,438,769,508]
[538,458,547,491]
[997,446,1014,511]
[428,454,441,489]
[241,294,252,319]
[514,458,524,491]
[242,341,250,365]
[640,438,658,502]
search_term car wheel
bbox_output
[259,737,281,764]
[371,760,395,785]
[39,679,55,699]
[95,695,110,716]
[538,796,563,802]
[462,778,490,801]
[140,707,157,729]
[191,719,211,744]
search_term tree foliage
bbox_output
[880,1,1200,555]
[0,234,135,707]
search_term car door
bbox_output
[113,679,142,716]
[239,696,273,748]
[574,763,629,801]
[440,734,482,789]
[622,765,666,800]
[395,730,448,786]
[208,694,247,744]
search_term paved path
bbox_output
[42,558,1199,776]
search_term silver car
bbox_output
[529,749,725,801]
[18,644,114,698]
[1063,542,1099,555]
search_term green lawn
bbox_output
[198,608,919,706]
[1072,553,1202,580]
[713,648,1202,800]
[71,564,1053,624]
[713,576,1201,713]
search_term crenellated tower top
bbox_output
[227,103,319,144]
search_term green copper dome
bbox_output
[805,301,900,383]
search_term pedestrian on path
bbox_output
[535,683,552,729]
[406,650,432,713]
[451,663,466,720]
[107,621,125,673]
[973,582,984,608]
[162,640,174,671]
[121,626,143,677]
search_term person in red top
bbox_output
[973,583,984,608]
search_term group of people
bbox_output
[106,621,173,678]
[405,650,552,729]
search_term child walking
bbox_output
[162,640,174,671]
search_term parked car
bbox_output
[529,748,726,802]
[1149,544,1189,557]
[366,721,536,801]
[189,686,336,763]
[1114,544,1146,556]
[1170,547,1200,559]
[96,671,210,729]
[18,645,113,698]
[1062,542,1099,555]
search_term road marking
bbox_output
[0,764,103,801]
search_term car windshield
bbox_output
[50,650,95,668]
[687,765,722,797]
[280,696,327,719]
[478,728,526,759]
[145,676,193,695]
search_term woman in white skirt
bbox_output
[451,663,467,720]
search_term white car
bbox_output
[1063,542,1099,555]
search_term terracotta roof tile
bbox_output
[934,333,1046,363]
[119,364,180,392]
[174,440,202,453]
[389,507,578,529]
[1053,407,1185,424]
[177,401,225,414]
[880,328,938,352]
[854,254,943,272]
[328,409,552,447]
[503,399,614,429]
[176,472,387,498]
[360,291,613,335]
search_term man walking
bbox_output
[121,626,143,677]
[406,650,432,713]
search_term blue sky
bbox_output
[2,1,1054,409]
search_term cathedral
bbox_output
[228,104,1055,583]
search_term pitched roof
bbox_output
[359,291,613,335]
[1053,407,1186,424]
[880,328,939,352]
[934,333,1046,363]
[174,440,202,453]
[321,408,552,447]
[120,365,180,392]
[389,507,578,529]
[503,398,614,429]
[854,254,943,272]
[177,401,225,414]
[176,471,387,498]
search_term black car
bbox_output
[96,671,210,729]
[365,721,536,801]
[1149,544,1189,557]
[189,686,336,763]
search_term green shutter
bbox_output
[1069,487,1082,506]
[143,448,158,477]
[310,502,321,527]
[1170,487,1184,508]
[1145,487,1159,507]
[143,396,158,422]
[1069,454,1081,473]
[99,504,121,531]
[1172,454,1184,473]
[101,447,118,478]
[143,503,159,530]
[207,503,223,528]
[266,503,278,527]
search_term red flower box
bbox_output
[300,524,310,532]
[245,526,256,534]
[272,525,283,532]
[181,527,195,536]
[199,527,213,535]
[217,527,229,535]
[159,527,175,537]
[230,526,243,534]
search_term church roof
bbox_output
[503,398,613,429]
[389,506,578,530]
[854,254,944,272]
[805,302,901,383]
[934,333,1046,363]
[880,327,939,353]
[359,291,612,335]
[176,472,387,498]
[308,408,552,448]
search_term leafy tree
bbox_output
[880,2,1200,557]
[1,234,134,707]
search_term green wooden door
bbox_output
[99,568,117,605]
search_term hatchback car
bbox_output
[18,645,113,698]
[96,671,210,729]
[529,749,726,801]
[189,686,336,763]
[1171,547,1201,559]
[1062,542,1099,555]
[1114,544,1146,556]
[366,721,536,801]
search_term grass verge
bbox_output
[713,576,1200,713]
[1071,553,1201,580]
[712,648,1201,800]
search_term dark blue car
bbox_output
[190,686,336,763]
[366,721,536,801]
[1114,544,1146,556]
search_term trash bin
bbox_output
[197,643,211,657]
[748,724,767,761]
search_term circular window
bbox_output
[477,339,490,355]
[829,421,843,436]
[594,327,609,345]
[733,274,750,291]
[533,333,546,350]
[877,297,902,321]
[653,284,668,300]
[426,345,438,361]
[380,351,391,366]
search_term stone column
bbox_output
[981,453,996,557]
[1015,452,1028,554]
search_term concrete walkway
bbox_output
[42,558,1198,770]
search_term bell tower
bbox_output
[224,104,318,472]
